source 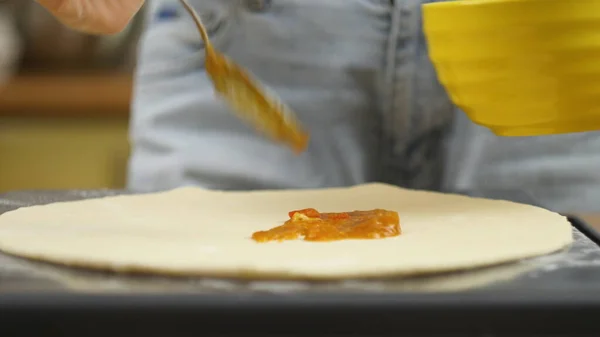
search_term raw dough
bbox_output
[0,183,573,279]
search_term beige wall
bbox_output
[0,116,129,192]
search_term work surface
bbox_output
[1,189,600,337]
[0,189,599,294]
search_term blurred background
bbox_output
[0,1,146,192]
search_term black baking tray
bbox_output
[1,189,600,337]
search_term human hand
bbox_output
[35,0,145,35]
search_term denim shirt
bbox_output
[377,0,454,190]
[131,0,600,212]
[131,0,454,189]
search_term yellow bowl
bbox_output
[423,0,600,136]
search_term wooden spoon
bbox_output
[178,0,309,153]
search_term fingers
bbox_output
[36,0,145,35]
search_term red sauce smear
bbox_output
[252,208,401,242]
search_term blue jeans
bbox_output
[130,0,600,212]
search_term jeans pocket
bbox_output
[136,0,235,79]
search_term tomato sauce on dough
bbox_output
[252,208,401,242]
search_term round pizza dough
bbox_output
[0,183,573,279]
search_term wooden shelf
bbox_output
[0,72,133,117]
